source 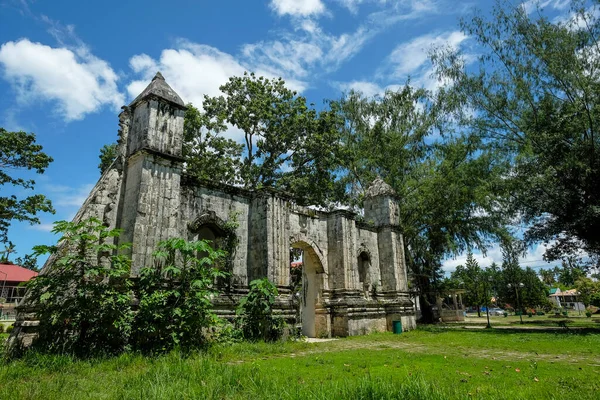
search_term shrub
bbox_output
[6,324,13,333]
[0,325,4,333]
[236,278,284,341]
[26,218,133,357]
[131,238,226,353]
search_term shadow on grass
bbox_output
[418,324,600,336]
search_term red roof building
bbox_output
[0,263,38,303]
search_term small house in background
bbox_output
[549,288,585,312]
[0,263,38,304]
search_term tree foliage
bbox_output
[98,143,118,174]
[183,104,243,185]
[132,238,226,353]
[432,0,600,264]
[574,277,600,307]
[236,278,284,341]
[450,252,486,316]
[493,244,549,312]
[26,218,133,357]
[331,87,511,322]
[0,128,54,244]
[198,72,343,205]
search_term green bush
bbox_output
[0,325,4,334]
[131,238,226,353]
[26,218,134,357]
[6,324,13,333]
[236,278,284,341]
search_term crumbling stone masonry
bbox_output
[12,73,415,343]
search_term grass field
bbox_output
[1,327,599,399]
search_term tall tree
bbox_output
[556,257,586,286]
[432,0,600,266]
[574,277,599,308]
[331,87,511,322]
[539,268,557,286]
[451,252,486,316]
[495,242,549,311]
[182,104,243,185]
[200,72,343,205]
[0,128,54,244]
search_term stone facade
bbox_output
[12,73,415,342]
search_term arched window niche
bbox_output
[188,210,238,287]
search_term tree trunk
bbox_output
[419,293,436,324]
[477,305,481,318]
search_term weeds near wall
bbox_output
[236,278,284,341]
[26,218,134,357]
[221,210,241,289]
[132,238,227,353]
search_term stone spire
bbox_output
[128,71,185,109]
[364,177,396,198]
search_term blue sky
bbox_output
[0,0,577,271]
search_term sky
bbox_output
[0,0,578,272]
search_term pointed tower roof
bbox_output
[364,176,396,198]
[129,72,185,109]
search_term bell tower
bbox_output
[118,72,187,273]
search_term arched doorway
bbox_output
[290,241,325,338]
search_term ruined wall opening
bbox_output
[189,212,237,288]
[289,241,324,338]
[358,251,371,298]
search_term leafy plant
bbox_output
[236,278,284,341]
[26,218,133,357]
[132,238,226,353]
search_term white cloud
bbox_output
[28,223,54,232]
[270,0,326,17]
[441,242,566,274]
[0,39,123,121]
[521,0,570,15]
[335,80,385,97]
[45,183,95,208]
[242,24,372,80]
[126,0,442,111]
[127,41,246,107]
[335,0,366,14]
[245,0,442,85]
[380,30,468,91]
[126,39,307,110]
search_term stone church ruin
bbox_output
[15,73,416,340]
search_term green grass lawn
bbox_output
[1,328,599,399]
